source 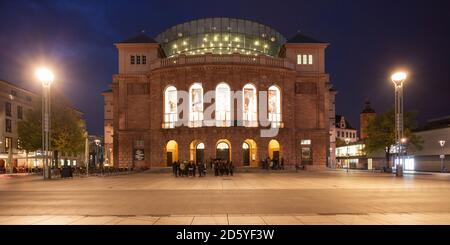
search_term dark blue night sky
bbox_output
[0,0,449,135]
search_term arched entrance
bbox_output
[190,140,205,164]
[242,139,257,167]
[165,140,178,166]
[216,140,231,162]
[268,139,281,163]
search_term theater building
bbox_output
[104,17,334,170]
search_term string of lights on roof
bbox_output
[155,18,286,57]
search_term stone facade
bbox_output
[105,19,334,170]
[360,101,376,140]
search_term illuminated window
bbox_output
[164,86,178,129]
[217,142,229,150]
[5,137,12,151]
[297,54,313,65]
[189,83,204,128]
[301,139,312,145]
[243,84,257,127]
[215,83,231,127]
[268,85,281,128]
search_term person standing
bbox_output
[172,161,177,177]
[180,161,185,177]
[229,161,234,176]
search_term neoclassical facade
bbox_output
[103,17,335,170]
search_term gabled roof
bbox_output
[286,33,325,44]
[335,115,356,130]
[118,33,158,44]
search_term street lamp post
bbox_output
[345,138,350,173]
[94,139,101,174]
[391,72,407,177]
[439,140,446,173]
[36,68,54,180]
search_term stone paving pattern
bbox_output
[1,171,450,225]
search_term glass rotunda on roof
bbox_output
[155,17,286,57]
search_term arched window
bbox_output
[215,83,231,127]
[196,142,205,149]
[268,85,281,128]
[189,83,204,128]
[164,86,177,128]
[242,84,257,127]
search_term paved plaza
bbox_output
[1,171,450,225]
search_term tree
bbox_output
[51,104,86,165]
[365,108,423,169]
[18,99,86,168]
[17,105,42,170]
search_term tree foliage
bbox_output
[365,109,423,167]
[18,99,86,156]
[17,105,42,152]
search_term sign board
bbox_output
[441,155,445,159]
[134,149,145,161]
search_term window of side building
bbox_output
[17,106,23,120]
[5,119,12,133]
[5,137,12,152]
[5,102,11,117]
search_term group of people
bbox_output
[261,157,284,170]
[172,161,207,177]
[212,159,234,176]
[171,159,235,177]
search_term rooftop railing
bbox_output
[151,53,295,70]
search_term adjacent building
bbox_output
[0,79,86,173]
[335,115,358,143]
[102,89,114,167]
[104,17,335,170]
[0,80,38,171]
[336,101,450,172]
[409,116,450,172]
[328,88,337,168]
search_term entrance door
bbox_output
[196,149,204,164]
[167,152,173,166]
[273,151,280,163]
[216,142,230,162]
[216,149,230,162]
[242,143,250,166]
